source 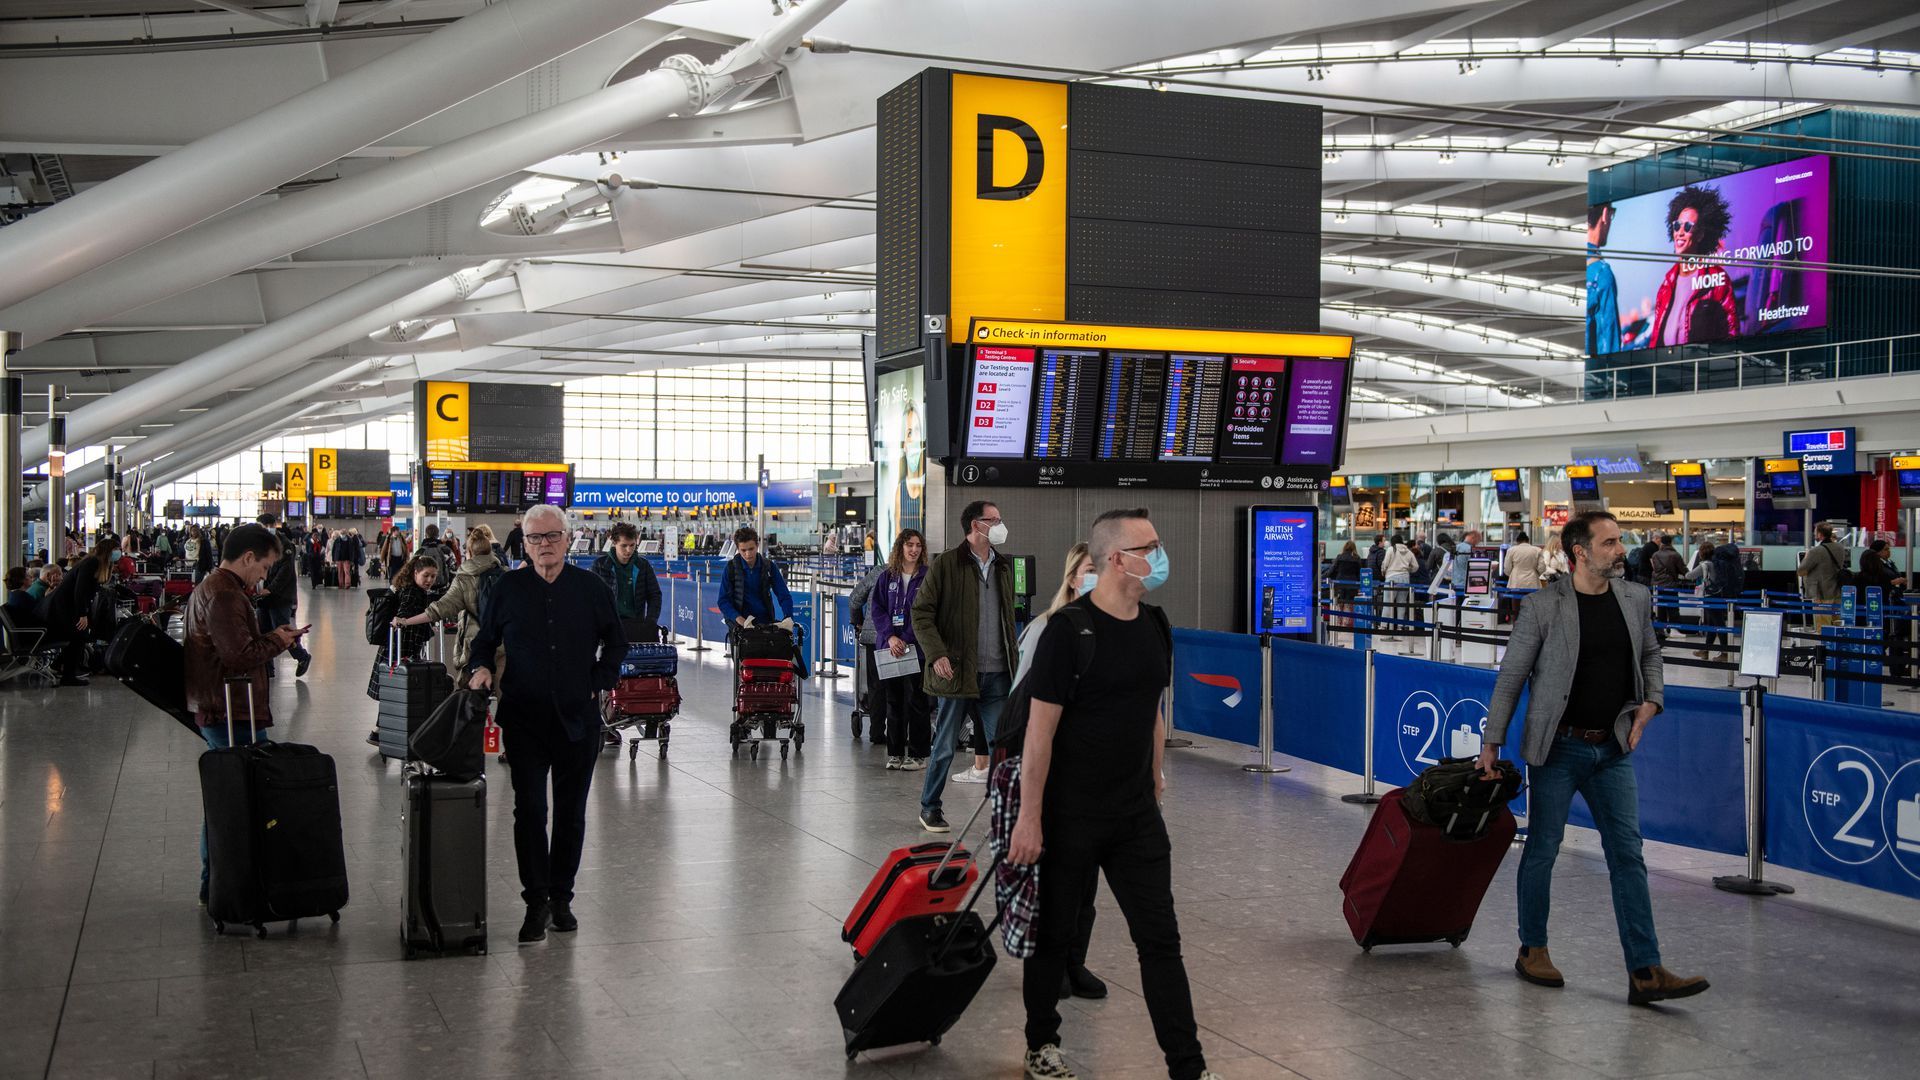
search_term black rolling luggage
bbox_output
[834,854,1006,1060]
[105,615,197,736]
[401,771,487,958]
[376,629,453,762]
[200,679,350,936]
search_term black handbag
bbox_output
[409,689,489,781]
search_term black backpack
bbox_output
[994,602,1172,758]
[1403,757,1525,840]
[364,587,399,646]
[472,564,505,621]
[1709,543,1745,599]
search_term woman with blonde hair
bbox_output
[1541,531,1569,581]
[393,525,503,676]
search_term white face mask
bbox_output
[985,521,1008,546]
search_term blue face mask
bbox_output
[1122,546,1170,591]
[111,549,123,561]
[1079,572,1100,596]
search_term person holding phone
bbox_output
[1477,511,1708,1007]
[183,523,305,905]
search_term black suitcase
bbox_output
[401,771,487,958]
[105,615,197,736]
[376,629,453,762]
[834,852,1009,1060]
[200,679,350,936]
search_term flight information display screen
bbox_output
[1217,356,1286,462]
[1569,474,1603,502]
[1673,472,1708,500]
[1097,352,1169,461]
[1246,505,1319,636]
[1158,354,1227,462]
[1031,349,1103,459]
[1766,469,1805,499]
[426,467,573,511]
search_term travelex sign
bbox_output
[1785,427,1856,476]
[570,481,811,510]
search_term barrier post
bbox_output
[665,573,679,646]
[687,564,711,653]
[1712,684,1795,896]
[1428,592,1443,661]
[1341,648,1381,804]
[815,589,844,680]
[1241,635,1290,774]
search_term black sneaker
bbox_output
[919,809,950,833]
[1067,966,1108,999]
[295,655,311,678]
[366,729,380,747]
[518,904,550,944]
[549,900,578,933]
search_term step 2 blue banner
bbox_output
[1766,695,1920,902]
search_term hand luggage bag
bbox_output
[105,615,197,736]
[1338,787,1514,950]
[619,640,678,678]
[376,628,454,762]
[201,679,350,936]
[401,771,487,958]
[842,794,987,960]
[409,688,489,781]
[835,841,1011,1060]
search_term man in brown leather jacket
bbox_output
[184,524,305,902]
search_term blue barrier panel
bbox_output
[1370,654,1504,789]
[1766,695,1920,902]
[1171,629,1261,746]
[698,581,728,643]
[670,577,700,640]
[790,591,816,657]
[1269,638,1367,774]
[1566,684,1745,856]
[835,593,857,663]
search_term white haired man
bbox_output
[466,504,627,943]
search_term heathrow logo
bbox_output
[1189,673,1243,708]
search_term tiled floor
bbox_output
[3,585,1918,1079]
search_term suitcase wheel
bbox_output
[213,920,225,934]
[628,741,639,762]
[749,742,760,761]
[404,945,419,961]
[254,924,268,939]
[1447,934,1465,948]
[780,743,789,761]
[330,911,341,924]
[659,738,669,759]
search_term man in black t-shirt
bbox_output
[1479,510,1709,1007]
[1008,509,1217,1080]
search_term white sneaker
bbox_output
[900,756,927,771]
[951,765,989,784]
[885,756,903,770]
[1024,1044,1077,1080]
[1198,1072,1226,1080]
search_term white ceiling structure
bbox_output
[2,0,1918,493]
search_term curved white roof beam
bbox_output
[1325,306,1583,387]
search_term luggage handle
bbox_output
[928,792,990,885]
[221,674,256,744]
[933,850,1031,962]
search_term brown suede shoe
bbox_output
[1628,965,1710,1006]
[1515,946,1564,988]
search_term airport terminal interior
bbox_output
[2,1,1919,1078]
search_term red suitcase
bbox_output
[842,842,979,961]
[1338,788,1515,951]
[612,675,680,716]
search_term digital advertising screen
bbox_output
[1586,154,1829,356]
[964,345,1036,458]
[1245,505,1319,636]
[1217,356,1286,462]
[1279,358,1348,465]
[1031,348,1102,459]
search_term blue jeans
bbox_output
[1518,735,1662,971]
[258,603,311,663]
[199,722,270,900]
[920,671,1011,815]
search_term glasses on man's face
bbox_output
[1121,541,1163,555]
[526,531,565,546]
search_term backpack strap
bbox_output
[1053,603,1099,700]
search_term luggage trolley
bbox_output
[728,624,805,761]
[604,628,680,759]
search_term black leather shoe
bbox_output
[518,904,550,944]
[1067,966,1108,999]
[549,900,578,933]
[295,655,311,678]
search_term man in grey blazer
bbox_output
[1476,510,1710,1007]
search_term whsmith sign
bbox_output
[1569,444,1650,479]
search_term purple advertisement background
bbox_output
[1589,155,1829,355]
[1280,358,1346,465]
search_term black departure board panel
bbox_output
[1158,353,1227,462]
[1097,352,1168,461]
[1032,348,1102,459]
[467,383,565,463]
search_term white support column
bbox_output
[0,0,668,312]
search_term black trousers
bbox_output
[1023,809,1204,1080]
[502,716,600,906]
[879,673,930,758]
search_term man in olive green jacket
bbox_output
[910,500,1017,832]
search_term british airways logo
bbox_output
[1190,673,1243,708]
